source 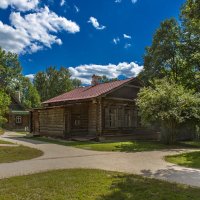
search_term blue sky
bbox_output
[0,0,185,84]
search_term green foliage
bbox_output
[180,0,200,91]
[0,89,11,124]
[136,79,200,144]
[140,0,200,91]
[21,77,41,109]
[0,47,41,109]
[0,47,22,90]
[140,19,183,83]
[100,75,118,83]
[34,66,81,102]
[72,78,82,88]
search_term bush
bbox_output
[136,79,200,144]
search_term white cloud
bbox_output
[0,6,80,54]
[131,0,138,3]
[115,0,122,3]
[25,74,35,82]
[69,62,143,84]
[123,33,131,39]
[0,0,39,11]
[74,5,79,13]
[88,17,106,30]
[124,43,132,49]
[113,37,120,45]
[115,0,138,4]
[60,0,65,6]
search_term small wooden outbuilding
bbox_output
[31,76,157,139]
[5,93,30,131]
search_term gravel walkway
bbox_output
[0,131,200,187]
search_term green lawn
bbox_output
[0,140,13,144]
[29,136,200,152]
[0,169,199,200]
[15,131,29,135]
[0,145,43,163]
[165,151,200,169]
[0,128,4,135]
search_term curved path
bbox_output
[0,131,200,187]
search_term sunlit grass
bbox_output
[0,145,43,163]
[165,151,200,169]
[0,169,199,200]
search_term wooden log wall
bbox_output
[102,98,138,134]
[88,102,97,134]
[70,104,89,134]
[39,108,65,137]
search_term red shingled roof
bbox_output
[43,77,135,104]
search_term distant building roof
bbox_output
[43,77,136,104]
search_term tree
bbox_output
[21,77,41,109]
[33,72,48,103]
[0,47,22,91]
[72,78,82,88]
[100,75,118,83]
[140,19,184,84]
[136,79,200,144]
[180,0,200,91]
[0,89,11,125]
[34,66,81,102]
[139,0,200,92]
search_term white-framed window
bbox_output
[15,116,22,124]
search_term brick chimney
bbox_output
[91,74,101,86]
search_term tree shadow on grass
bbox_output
[114,141,200,153]
[113,141,174,152]
[96,172,200,200]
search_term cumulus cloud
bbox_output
[123,34,131,39]
[69,62,143,84]
[0,6,80,54]
[88,17,106,30]
[113,37,120,45]
[25,74,35,82]
[0,0,39,11]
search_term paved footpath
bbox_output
[0,131,200,187]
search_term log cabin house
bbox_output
[5,92,30,131]
[31,76,157,140]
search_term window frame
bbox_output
[15,116,22,124]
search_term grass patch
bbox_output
[29,137,200,152]
[0,169,199,200]
[0,128,4,135]
[0,140,13,144]
[15,131,29,135]
[165,151,200,169]
[0,145,43,163]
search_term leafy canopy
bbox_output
[0,90,11,124]
[139,0,200,91]
[34,66,82,102]
[136,79,200,143]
